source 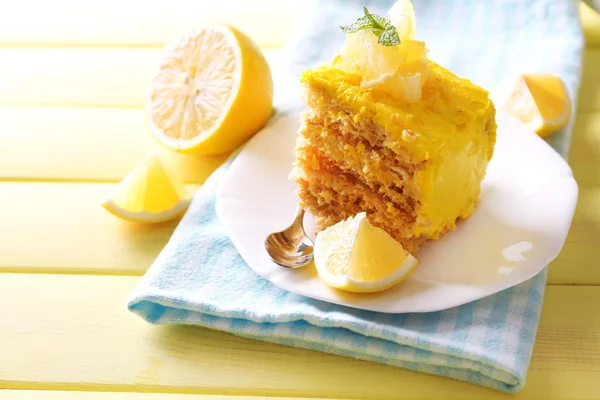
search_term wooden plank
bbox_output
[569,112,600,188]
[0,183,181,274]
[1,183,598,282]
[0,48,283,108]
[0,48,158,107]
[0,106,229,183]
[1,390,337,400]
[547,186,600,284]
[579,49,600,112]
[0,0,301,48]
[0,273,599,399]
[582,1,600,48]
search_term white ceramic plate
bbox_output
[215,110,578,313]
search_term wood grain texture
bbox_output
[0,106,229,183]
[0,182,597,283]
[547,186,600,285]
[582,1,600,48]
[0,48,284,108]
[0,183,184,274]
[569,112,600,188]
[579,49,600,112]
[0,0,302,48]
[1,390,339,400]
[0,273,599,399]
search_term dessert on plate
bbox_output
[291,1,497,255]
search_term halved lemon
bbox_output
[147,23,274,155]
[490,73,572,138]
[101,154,191,223]
[314,212,418,293]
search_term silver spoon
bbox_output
[264,207,314,268]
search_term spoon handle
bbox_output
[293,206,305,224]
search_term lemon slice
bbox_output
[147,23,274,155]
[490,74,572,138]
[334,0,428,102]
[101,154,191,223]
[387,0,417,41]
[314,212,418,293]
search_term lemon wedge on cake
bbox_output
[387,0,417,41]
[333,1,428,102]
[490,73,572,138]
[314,212,418,293]
[147,23,274,155]
[102,154,191,223]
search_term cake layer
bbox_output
[293,136,425,253]
[299,110,424,199]
[294,139,417,215]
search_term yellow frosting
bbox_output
[300,59,496,239]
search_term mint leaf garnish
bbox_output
[339,6,401,46]
[378,26,401,46]
[339,15,374,34]
[363,7,389,32]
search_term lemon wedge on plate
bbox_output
[490,73,572,138]
[314,212,418,293]
[101,154,191,223]
[147,23,274,155]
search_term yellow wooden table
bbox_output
[2,1,600,399]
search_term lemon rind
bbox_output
[101,197,191,224]
[315,252,418,293]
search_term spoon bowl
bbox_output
[264,207,314,268]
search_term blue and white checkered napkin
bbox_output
[127,0,584,392]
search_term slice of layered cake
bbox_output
[291,1,496,255]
